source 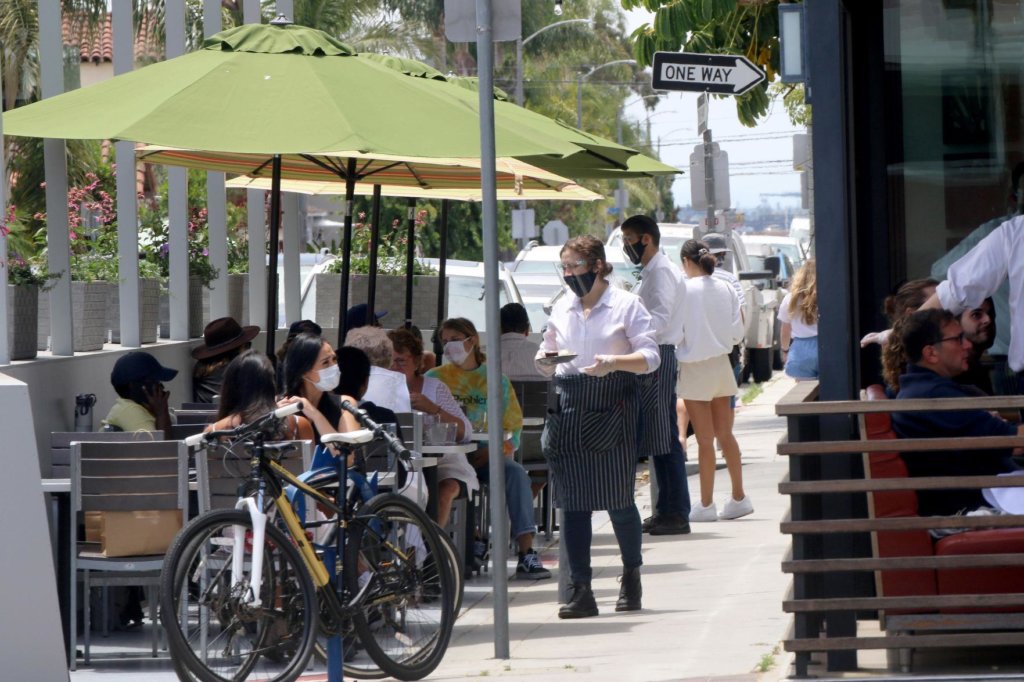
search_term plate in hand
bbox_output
[537,353,578,366]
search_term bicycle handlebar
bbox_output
[339,400,412,462]
[183,402,303,448]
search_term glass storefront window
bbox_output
[886,0,1024,281]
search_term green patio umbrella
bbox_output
[365,62,680,179]
[2,21,635,351]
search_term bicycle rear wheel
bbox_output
[160,509,318,682]
[345,494,456,681]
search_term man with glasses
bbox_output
[892,309,1024,516]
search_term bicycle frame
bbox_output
[223,433,413,619]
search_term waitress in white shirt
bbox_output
[535,235,660,620]
[676,239,752,523]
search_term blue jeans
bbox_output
[785,336,819,379]
[475,457,535,540]
[563,506,642,583]
[652,391,692,518]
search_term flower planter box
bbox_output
[199,273,248,328]
[106,278,162,344]
[159,275,208,339]
[37,281,111,352]
[313,273,446,330]
[7,284,39,360]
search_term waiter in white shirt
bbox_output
[921,214,1024,392]
[535,234,660,619]
[620,215,692,535]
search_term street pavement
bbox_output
[69,373,798,682]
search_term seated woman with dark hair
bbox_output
[280,332,360,442]
[206,350,312,439]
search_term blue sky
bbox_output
[621,8,805,211]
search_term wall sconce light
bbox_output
[778,3,805,83]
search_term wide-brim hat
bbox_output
[192,317,260,360]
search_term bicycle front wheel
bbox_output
[346,494,456,681]
[160,509,318,682]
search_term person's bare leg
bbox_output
[711,397,745,501]
[684,399,715,506]
[676,398,689,453]
[436,478,460,527]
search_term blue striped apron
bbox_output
[636,344,676,456]
[542,371,640,511]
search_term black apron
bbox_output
[636,344,676,456]
[542,371,640,511]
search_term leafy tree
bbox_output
[622,0,798,127]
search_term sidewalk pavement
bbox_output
[428,374,797,682]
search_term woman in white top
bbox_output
[387,328,477,527]
[676,239,751,523]
[536,235,660,619]
[777,260,819,380]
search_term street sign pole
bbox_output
[703,125,715,235]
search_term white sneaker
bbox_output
[688,502,718,522]
[719,496,754,520]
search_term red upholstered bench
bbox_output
[861,385,1024,652]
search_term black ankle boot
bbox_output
[615,566,642,612]
[558,582,598,619]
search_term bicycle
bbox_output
[160,401,458,682]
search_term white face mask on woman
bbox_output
[444,340,470,366]
[308,364,340,392]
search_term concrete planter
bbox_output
[37,281,111,352]
[200,273,248,327]
[159,275,208,339]
[313,273,446,330]
[106,278,161,344]
[7,284,38,360]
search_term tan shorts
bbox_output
[677,354,738,401]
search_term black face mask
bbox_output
[623,240,644,265]
[564,270,597,298]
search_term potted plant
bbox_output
[5,256,58,360]
[314,210,444,329]
[140,187,220,339]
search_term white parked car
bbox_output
[299,255,522,342]
[418,258,524,337]
[607,222,698,269]
[742,234,806,268]
[511,240,638,293]
[508,243,567,300]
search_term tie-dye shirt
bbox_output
[425,362,522,455]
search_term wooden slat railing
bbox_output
[776,381,1024,675]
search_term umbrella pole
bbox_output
[337,158,357,347]
[434,199,449,361]
[366,184,382,322]
[266,154,282,357]
[404,197,416,329]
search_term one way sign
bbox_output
[652,52,765,96]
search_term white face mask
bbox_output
[308,364,340,392]
[444,340,470,366]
